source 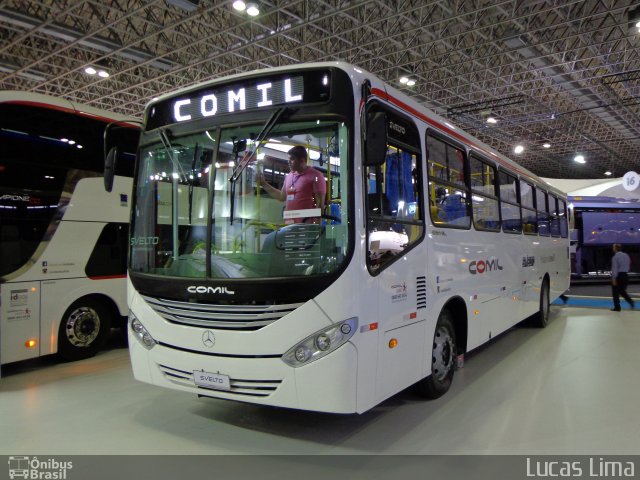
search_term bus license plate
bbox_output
[194,370,231,391]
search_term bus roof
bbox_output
[0,90,138,126]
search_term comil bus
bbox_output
[121,63,569,413]
[0,91,139,369]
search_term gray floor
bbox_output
[1,306,639,455]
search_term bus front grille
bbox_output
[142,295,303,330]
[158,364,282,397]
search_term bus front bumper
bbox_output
[129,331,359,414]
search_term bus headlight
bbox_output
[282,318,357,367]
[129,313,157,350]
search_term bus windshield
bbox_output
[130,119,349,279]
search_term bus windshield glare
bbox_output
[130,119,349,279]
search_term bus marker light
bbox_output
[360,323,378,332]
[25,339,37,348]
[409,312,417,319]
[389,339,398,349]
[474,310,479,315]
[31,287,37,292]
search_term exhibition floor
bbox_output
[1,306,639,455]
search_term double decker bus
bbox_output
[0,91,139,369]
[124,63,569,413]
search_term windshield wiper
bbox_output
[228,107,292,224]
[229,107,290,183]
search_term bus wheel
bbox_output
[415,309,456,399]
[535,278,551,328]
[58,298,111,361]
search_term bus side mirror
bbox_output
[104,146,118,192]
[364,112,387,166]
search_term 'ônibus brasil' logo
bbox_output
[468,258,503,275]
[187,286,235,295]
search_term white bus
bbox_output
[0,91,139,368]
[124,63,569,413]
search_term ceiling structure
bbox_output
[1,0,639,179]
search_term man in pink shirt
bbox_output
[261,145,326,223]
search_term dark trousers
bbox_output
[612,272,634,310]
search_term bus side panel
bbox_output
[374,256,429,402]
[0,281,41,364]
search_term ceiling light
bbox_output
[97,70,109,78]
[406,79,416,87]
[574,155,586,164]
[84,67,97,75]
[399,77,409,84]
[233,0,246,10]
[77,145,83,149]
[68,140,76,145]
[604,171,612,176]
[542,143,551,148]
[246,2,259,16]
[486,117,497,124]
[60,138,69,142]
[514,145,524,154]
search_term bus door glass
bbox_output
[364,105,424,273]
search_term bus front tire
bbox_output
[57,298,112,361]
[415,309,456,399]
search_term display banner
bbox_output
[2,455,639,480]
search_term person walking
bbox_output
[610,243,635,311]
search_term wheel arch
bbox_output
[441,295,468,355]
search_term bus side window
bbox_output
[499,170,522,234]
[536,189,550,236]
[426,134,471,228]
[550,195,562,237]
[469,154,500,231]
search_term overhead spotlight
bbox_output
[84,67,97,75]
[574,154,586,164]
[246,2,259,15]
[399,77,409,84]
[97,70,109,78]
[604,171,612,176]
[514,145,524,154]
[486,117,498,124]
[233,0,246,10]
[406,79,416,87]
[542,143,551,148]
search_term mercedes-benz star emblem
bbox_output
[202,330,215,348]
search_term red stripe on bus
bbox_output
[89,275,127,280]
[370,88,537,183]
[5,100,138,128]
